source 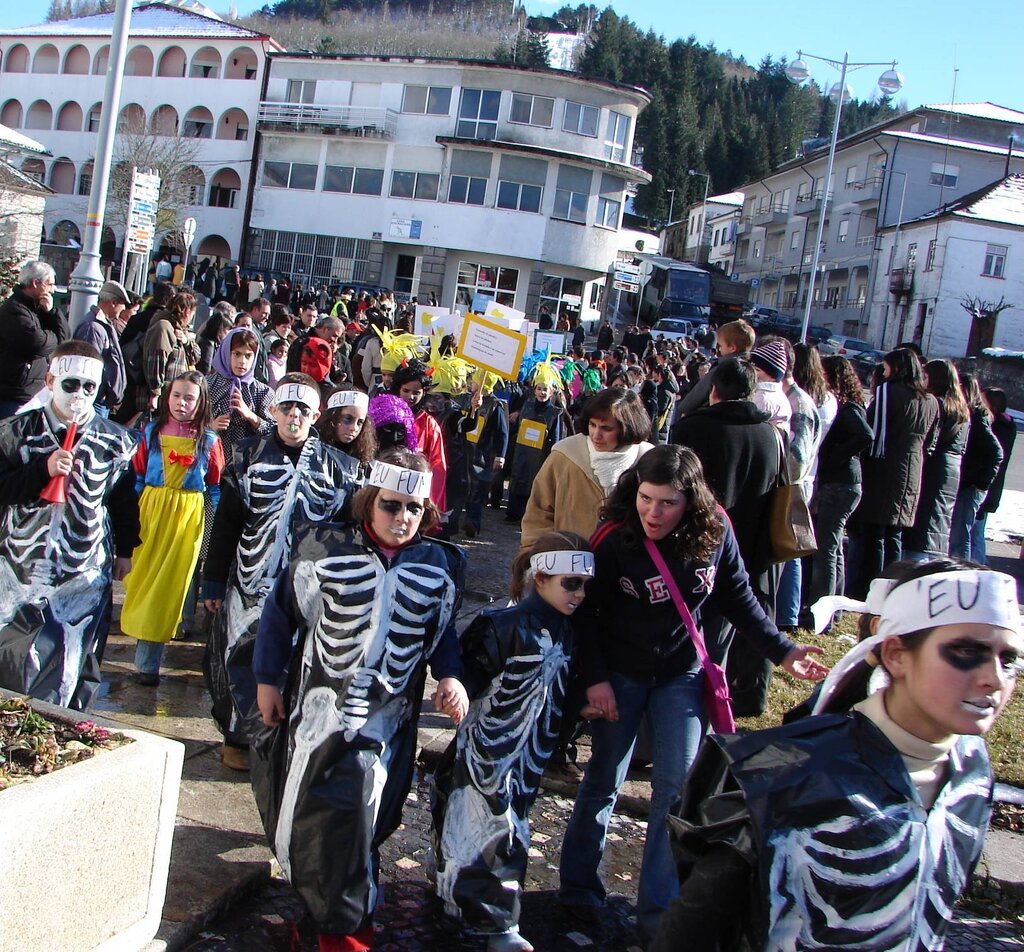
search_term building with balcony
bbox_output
[732,101,1024,339]
[0,1,280,264]
[869,174,1024,357]
[245,53,651,323]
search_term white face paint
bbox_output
[49,356,103,423]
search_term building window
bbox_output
[925,239,937,271]
[753,240,761,259]
[563,100,599,137]
[540,274,584,321]
[983,244,1007,278]
[247,229,371,285]
[390,170,439,201]
[509,93,554,128]
[456,261,519,309]
[604,111,629,162]
[285,80,315,104]
[596,197,620,229]
[790,230,800,250]
[456,88,500,139]
[553,188,587,223]
[838,219,849,243]
[845,165,858,186]
[402,85,452,116]
[325,165,384,195]
[78,172,92,196]
[263,161,317,190]
[448,174,487,205]
[930,162,959,187]
[496,180,542,213]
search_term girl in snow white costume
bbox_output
[250,448,469,952]
[652,559,1022,952]
[430,530,594,952]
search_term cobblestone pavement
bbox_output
[184,770,1022,951]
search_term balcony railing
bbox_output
[257,101,398,138]
[889,267,914,295]
[794,190,829,216]
[848,174,884,201]
[735,216,754,235]
[753,202,789,226]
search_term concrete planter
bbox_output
[0,693,184,952]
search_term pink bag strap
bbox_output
[643,537,712,671]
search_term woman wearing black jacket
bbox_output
[808,357,872,604]
[903,359,969,560]
[949,372,1003,559]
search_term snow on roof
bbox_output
[925,102,1024,125]
[0,159,53,195]
[950,174,1024,228]
[708,191,744,206]
[0,123,49,156]
[2,2,268,39]
[885,129,1023,159]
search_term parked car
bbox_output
[851,349,887,384]
[818,335,876,358]
[758,314,802,339]
[652,317,708,343]
[745,305,780,327]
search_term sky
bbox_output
[1,0,1022,113]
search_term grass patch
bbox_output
[743,611,1024,788]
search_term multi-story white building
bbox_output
[732,102,1024,339]
[0,0,279,264]
[246,52,651,321]
[870,174,1024,356]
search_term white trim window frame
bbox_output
[509,93,554,128]
[448,174,487,205]
[456,88,500,139]
[390,170,440,201]
[401,85,452,116]
[263,160,316,190]
[553,187,587,223]
[563,100,599,137]
[604,111,629,162]
[496,179,543,213]
[982,244,1007,278]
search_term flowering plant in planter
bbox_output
[0,696,130,792]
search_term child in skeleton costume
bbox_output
[120,372,224,685]
[652,560,1021,952]
[0,342,139,710]
[316,388,377,479]
[202,374,360,770]
[250,449,469,952]
[390,359,448,513]
[461,369,509,538]
[430,532,594,952]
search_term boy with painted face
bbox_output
[0,341,139,709]
[202,372,361,772]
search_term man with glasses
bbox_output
[0,260,68,418]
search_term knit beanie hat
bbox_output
[750,340,788,382]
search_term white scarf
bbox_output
[588,437,641,496]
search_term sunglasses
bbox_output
[337,413,365,428]
[377,498,424,516]
[278,401,315,417]
[60,378,98,395]
[559,577,591,593]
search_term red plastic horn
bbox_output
[40,421,77,504]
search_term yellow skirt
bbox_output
[121,485,205,644]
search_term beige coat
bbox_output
[520,433,654,550]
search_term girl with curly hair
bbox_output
[557,445,828,943]
[317,388,377,475]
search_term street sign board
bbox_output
[613,280,639,293]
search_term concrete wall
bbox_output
[0,185,45,262]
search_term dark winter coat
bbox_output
[815,399,872,486]
[852,382,938,528]
[981,413,1017,515]
[0,288,69,404]
[902,403,967,555]
[959,406,1003,493]
[671,399,781,578]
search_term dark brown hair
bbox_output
[924,359,969,426]
[165,291,197,330]
[317,397,379,465]
[793,343,829,406]
[580,386,651,446]
[349,446,439,533]
[821,356,865,407]
[509,530,591,601]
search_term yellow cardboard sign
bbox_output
[465,413,485,444]
[456,312,527,380]
[517,420,547,449]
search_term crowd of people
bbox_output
[0,257,1020,952]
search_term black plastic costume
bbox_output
[249,520,465,936]
[0,409,138,709]
[654,712,993,952]
[202,432,360,743]
[430,591,573,934]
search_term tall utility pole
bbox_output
[68,0,133,329]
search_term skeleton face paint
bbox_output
[371,489,425,545]
[49,356,103,423]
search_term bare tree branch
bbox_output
[960,295,1015,320]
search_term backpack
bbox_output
[121,334,146,386]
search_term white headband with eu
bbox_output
[327,389,370,412]
[50,355,103,384]
[368,459,431,498]
[274,382,320,411]
[530,550,595,577]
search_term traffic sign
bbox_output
[750,278,761,288]
[613,280,639,293]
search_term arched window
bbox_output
[156,46,186,78]
[189,46,221,79]
[31,44,59,74]
[118,103,146,134]
[92,44,109,76]
[125,45,153,77]
[86,102,103,133]
[209,168,242,209]
[79,160,94,196]
[100,226,116,261]
[149,104,178,136]
[182,105,214,139]
[51,220,82,246]
[25,99,53,130]
[56,102,83,132]
[63,44,90,75]
[197,234,232,260]
[4,44,29,73]
[0,99,23,128]
[21,158,45,184]
[179,165,206,205]
[217,107,249,141]
[224,47,258,80]
[50,158,77,195]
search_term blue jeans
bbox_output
[776,558,801,627]
[559,669,706,941]
[809,483,862,605]
[971,513,989,565]
[949,487,986,560]
[134,639,165,675]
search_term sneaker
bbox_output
[220,744,250,772]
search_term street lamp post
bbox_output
[688,169,710,263]
[666,187,676,225]
[786,51,903,343]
